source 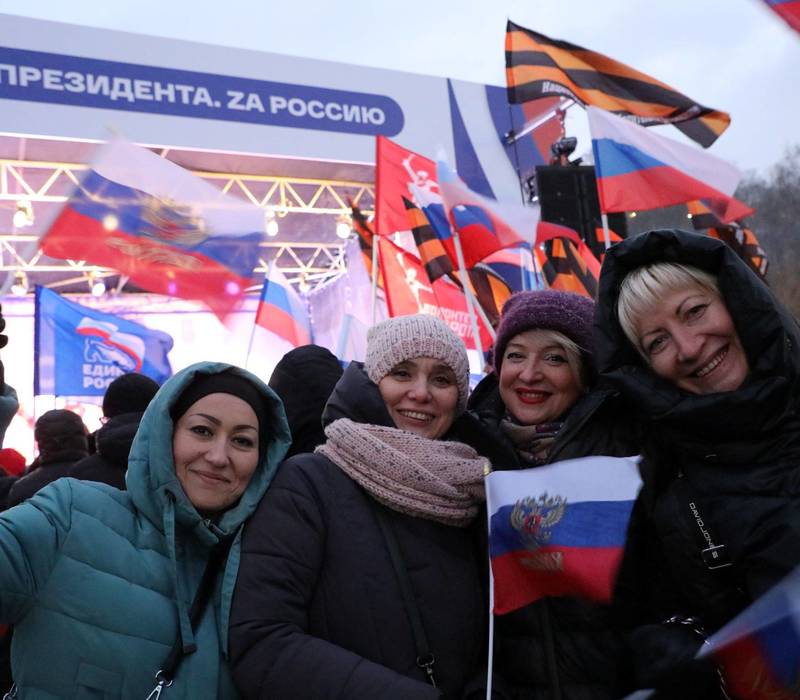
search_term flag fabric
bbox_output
[467,264,514,328]
[377,236,492,351]
[437,160,548,267]
[486,455,641,615]
[699,565,800,699]
[763,0,800,33]
[255,263,312,347]
[375,136,440,236]
[483,247,543,293]
[34,286,173,397]
[40,138,264,319]
[537,239,601,298]
[505,20,730,148]
[588,107,753,223]
[404,196,455,282]
[687,200,769,280]
[349,201,382,286]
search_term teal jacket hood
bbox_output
[127,361,291,541]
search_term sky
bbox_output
[0,0,798,175]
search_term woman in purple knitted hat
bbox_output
[466,289,641,700]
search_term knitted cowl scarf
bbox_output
[317,418,489,527]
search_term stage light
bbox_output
[102,214,119,231]
[89,273,106,297]
[298,274,311,293]
[266,219,279,237]
[13,200,34,228]
[335,214,352,240]
[10,271,28,296]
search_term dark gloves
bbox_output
[628,620,722,699]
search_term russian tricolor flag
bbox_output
[700,566,800,699]
[41,138,263,319]
[588,106,753,224]
[255,263,312,347]
[486,455,641,615]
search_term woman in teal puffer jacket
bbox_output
[0,361,290,698]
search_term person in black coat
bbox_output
[69,372,160,489]
[466,290,640,700]
[267,344,343,457]
[6,409,88,508]
[229,315,494,700]
[595,228,800,698]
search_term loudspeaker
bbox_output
[535,165,627,258]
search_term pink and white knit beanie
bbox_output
[365,314,470,412]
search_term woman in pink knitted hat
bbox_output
[229,314,495,700]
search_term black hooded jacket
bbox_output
[465,369,640,700]
[229,362,491,700]
[595,229,800,692]
[67,411,144,490]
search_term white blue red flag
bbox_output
[255,263,312,347]
[34,286,173,397]
[41,138,264,318]
[700,565,800,699]
[763,0,800,33]
[588,107,753,223]
[486,455,641,615]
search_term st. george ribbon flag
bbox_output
[588,106,753,223]
[34,286,173,397]
[486,455,641,615]
[41,138,264,319]
[505,20,730,148]
[699,564,800,699]
[255,262,312,347]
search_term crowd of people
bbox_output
[0,227,798,699]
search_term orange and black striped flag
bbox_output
[505,20,730,148]
[687,201,768,281]
[467,263,514,328]
[403,196,454,282]
[536,239,599,299]
[349,200,383,286]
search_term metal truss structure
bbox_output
[0,156,375,292]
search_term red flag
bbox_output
[763,0,800,33]
[375,136,439,236]
[377,237,492,350]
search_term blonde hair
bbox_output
[617,262,720,352]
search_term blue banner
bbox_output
[0,47,404,137]
[34,286,173,397]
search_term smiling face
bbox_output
[172,392,260,515]
[499,329,584,425]
[636,285,749,394]
[377,357,459,440]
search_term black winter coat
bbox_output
[466,374,641,700]
[68,411,144,489]
[595,229,800,696]
[229,362,490,700]
[6,450,87,509]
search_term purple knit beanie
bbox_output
[492,290,595,374]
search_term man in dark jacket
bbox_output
[69,372,160,489]
[6,409,88,508]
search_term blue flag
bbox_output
[34,286,173,397]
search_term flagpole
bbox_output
[470,290,497,342]
[485,570,495,700]
[451,230,485,363]
[504,98,574,145]
[370,239,379,326]
[600,213,612,250]
[245,265,269,370]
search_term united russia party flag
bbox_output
[41,138,264,318]
[588,106,752,224]
[34,286,173,398]
[486,455,641,615]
